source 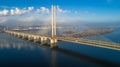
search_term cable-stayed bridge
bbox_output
[4,5,120,51]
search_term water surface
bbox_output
[0,30,120,67]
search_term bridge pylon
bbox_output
[50,5,57,48]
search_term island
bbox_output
[62,28,113,38]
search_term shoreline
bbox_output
[63,28,114,38]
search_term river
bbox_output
[0,28,120,67]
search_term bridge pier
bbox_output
[18,34,22,38]
[33,36,39,43]
[16,33,19,37]
[10,32,13,35]
[12,33,14,35]
[50,38,57,48]
[28,35,32,41]
[23,34,27,40]
[41,37,47,45]
[25,34,29,40]
[14,33,17,37]
[16,33,20,37]
[21,33,25,39]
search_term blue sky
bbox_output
[0,0,120,25]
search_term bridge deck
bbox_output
[5,30,120,51]
[57,37,120,51]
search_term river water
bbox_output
[0,28,120,67]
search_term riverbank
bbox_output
[63,28,114,38]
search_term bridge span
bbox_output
[4,30,120,51]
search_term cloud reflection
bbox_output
[0,41,35,50]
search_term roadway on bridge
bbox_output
[4,30,120,51]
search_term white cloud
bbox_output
[36,7,49,14]
[0,9,9,16]
[57,6,70,14]
[28,6,34,11]
[14,8,24,15]
[0,6,73,25]
[0,6,34,16]
[10,6,34,15]
[10,9,14,15]
[0,6,70,16]
[36,6,70,14]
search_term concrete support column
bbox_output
[19,34,22,38]
[23,34,27,39]
[21,34,25,39]
[28,35,31,41]
[10,32,12,35]
[25,35,29,40]
[50,38,57,48]
[33,36,39,43]
[18,34,21,38]
[41,37,47,45]
[13,32,15,36]
[14,33,16,36]
[16,33,18,37]
[16,33,19,37]
[12,32,14,36]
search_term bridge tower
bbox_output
[50,5,57,48]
